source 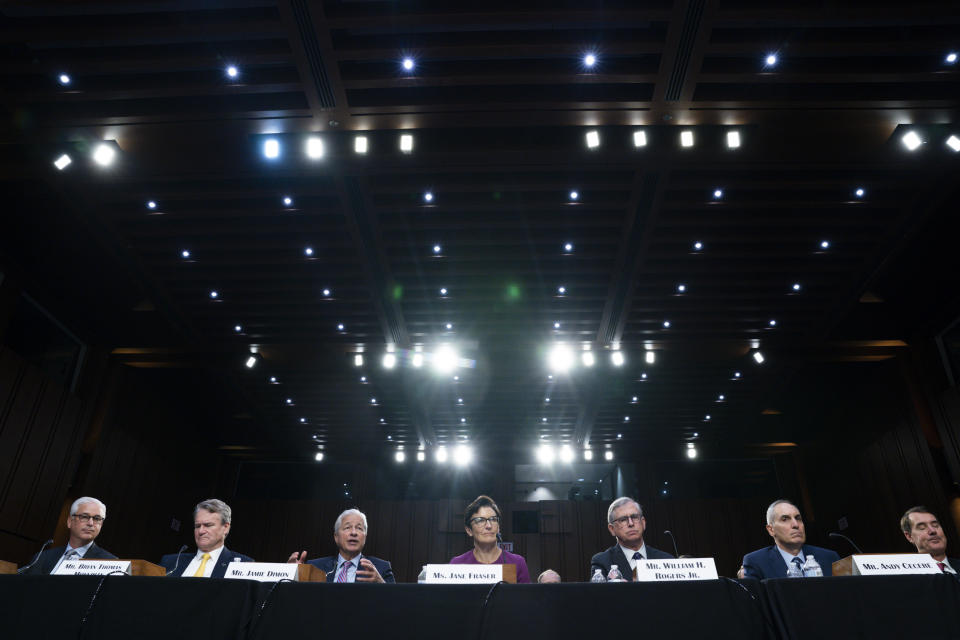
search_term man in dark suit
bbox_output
[590,497,673,581]
[288,508,395,583]
[901,506,959,574]
[161,498,253,577]
[742,499,839,579]
[20,496,117,575]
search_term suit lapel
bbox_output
[212,547,231,578]
[612,546,634,582]
[768,546,788,578]
[40,547,64,574]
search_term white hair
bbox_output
[70,497,106,518]
[195,498,231,525]
[607,497,643,524]
[766,499,797,525]
[334,508,367,533]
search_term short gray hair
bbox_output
[766,499,797,525]
[334,508,367,534]
[70,497,106,519]
[195,498,231,525]
[607,497,643,524]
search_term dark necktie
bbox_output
[937,562,946,573]
[632,551,644,580]
[792,557,803,573]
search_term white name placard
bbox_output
[423,563,503,584]
[852,554,942,576]
[52,559,132,575]
[635,558,718,582]
[224,562,299,582]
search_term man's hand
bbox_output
[287,550,307,564]
[355,558,385,583]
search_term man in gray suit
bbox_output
[590,497,673,581]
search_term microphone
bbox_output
[166,545,188,577]
[17,539,54,574]
[828,532,863,555]
[663,530,680,558]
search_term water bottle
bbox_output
[590,568,607,583]
[417,566,427,583]
[786,562,803,578]
[607,564,626,582]
[802,555,823,577]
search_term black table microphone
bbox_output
[17,539,53,574]
[828,532,864,555]
[663,530,680,558]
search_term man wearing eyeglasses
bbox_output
[287,508,395,583]
[21,497,117,575]
[590,497,673,581]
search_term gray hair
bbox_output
[70,497,106,519]
[194,498,231,525]
[334,508,368,533]
[766,499,797,525]
[607,497,643,524]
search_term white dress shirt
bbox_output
[181,545,225,578]
[619,542,649,573]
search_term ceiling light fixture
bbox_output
[355,135,368,154]
[585,130,600,148]
[633,130,647,147]
[92,143,116,166]
[680,130,694,147]
[399,134,414,153]
[263,138,280,159]
[902,131,923,151]
[727,130,741,148]
[305,136,324,159]
[548,344,575,373]
[53,154,72,170]
[611,351,625,367]
[946,135,960,152]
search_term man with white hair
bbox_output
[287,508,395,583]
[21,496,117,575]
[590,497,673,581]
[161,498,253,577]
[741,499,840,579]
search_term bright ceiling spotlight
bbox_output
[765,53,778,67]
[234,324,243,333]
[713,189,724,200]
[423,191,434,203]
[263,138,280,159]
[559,445,574,463]
[399,134,414,153]
[402,57,415,71]
[181,250,191,259]
[548,344,575,373]
[382,353,397,369]
[855,187,865,198]
[582,351,596,367]
[395,450,406,463]
[769,319,777,327]
[283,196,293,206]
[337,323,345,331]
[553,322,561,329]
[354,354,364,367]
[58,73,71,85]
[680,130,694,148]
[901,131,923,151]
[436,446,448,463]
[583,53,597,68]
[305,136,324,159]
[355,135,369,154]
[412,353,424,368]
[445,322,453,330]
[323,288,332,297]
[537,444,556,465]
[370,397,377,404]
[645,351,656,365]
[439,287,448,296]
[663,320,671,329]
[604,450,614,461]
[633,130,647,147]
[453,445,472,466]
[146,200,157,210]
[417,451,425,462]
[209,290,219,299]
[314,452,325,462]
[92,143,116,166]
[946,52,958,64]
[726,130,741,148]
[677,283,687,293]
[53,154,72,170]
[585,130,600,148]
[687,447,698,459]
[753,350,765,364]
[245,355,257,369]
[564,242,574,253]
[820,240,830,250]
[584,449,593,461]
[693,241,703,251]
[946,135,960,152]
[569,191,579,201]
[433,345,459,373]
[304,247,314,256]
[611,351,625,367]
[558,286,566,294]
[792,283,801,291]
[226,65,239,78]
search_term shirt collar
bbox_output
[619,542,647,562]
[196,544,225,564]
[337,553,361,569]
[776,544,805,567]
[66,540,96,557]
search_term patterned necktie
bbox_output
[336,560,353,583]
[193,552,211,577]
[937,562,946,573]
[792,557,803,573]
[64,549,78,560]
[632,551,644,580]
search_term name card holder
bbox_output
[224,562,301,582]
[423,563,517,584]
[635,558,719,582]
[851,553,941,576]
[52,559,132,576]
[0,560,17,574]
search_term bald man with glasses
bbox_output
[590,497,673,581]
[21,497,117,575]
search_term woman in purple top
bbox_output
[449,494,531,583]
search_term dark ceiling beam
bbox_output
[277,0,345,124]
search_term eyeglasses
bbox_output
[73,514,105,524]
[470,516,500,527]
[611,513,642,526]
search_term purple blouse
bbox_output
[449,549,531,583]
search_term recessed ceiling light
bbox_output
[581,351,595,367]
[445,322,453,330]
[713,189,723,199]
[440,287,448,296]
[585,130,600,148]
[820,240,830,250]
[433,244,442,254]
[226,65,239,78]
[733,372,741,379]
[453,445,473,466]
[283,196,293,206]
[244,356,257,369]
[354,354,363,367]
[181,250,191,259]
[209,290,219,299]
[300,417,307,423]
[315,452,324,462]
[677,283,687,293]
[604,450,614,461]
[402,57,415,71]
[633,130,647,147]
[92,143,116,167]
[902,131,923,151]
[569,190,578,201]
[545,397,550,403]
[623,416,630,422]
[855,187,865,198]
[946,135,960,152]
[564,242,573,253]
[792,283,801,291]
[753,351,765,364]
[584,53,597,67]
[611,351,625,367]
[718,394,725,401]
[423,191,434,203]
[234,325,242,333]
[383,353,397,369]
[946,52,958,64]
[263,138,280,159]
[395,450,405,463]
[304,247,314,256]
[553,321,561,329]
[412,353,424,368]
[726,130,741,148]
[680,131,694,147]
[436,446,448,463]
[269,376,277,383]
[305,136,324,159]
[663,320,671,328]
[146,200,157,210]
[769,319,777,327]
[693,432,699,437]
[645,351,655,364]
[323,288,331,297]
[457,398,463,404]
[687,448,698,459]
[641,372,648,379]
[632,396,638,402]
[558,286,566,294]
[617,433,623,439]
[53,154,72,170]
[399,134,414,153]
[286,398,293,405]
[58,73,71,85]
[693,241,703,251]
[370,397,377,404]
[704,415,711,421]
[355,135,368,154]
[548,344,575,373]
[584,449,593,460]
[765,53,778,67]
[537,444,556,465]
[337,323,345,331]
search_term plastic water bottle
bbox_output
[786,562,803,578]
[417,566,427,583]
[607,564,626,582]
[590,568,607,583]
[802,555,823,577]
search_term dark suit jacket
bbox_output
[307,554,396,583]
[21,542,118,575]
[590,543,674,581]
[742,544,840,579]
[160,546,254,578]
